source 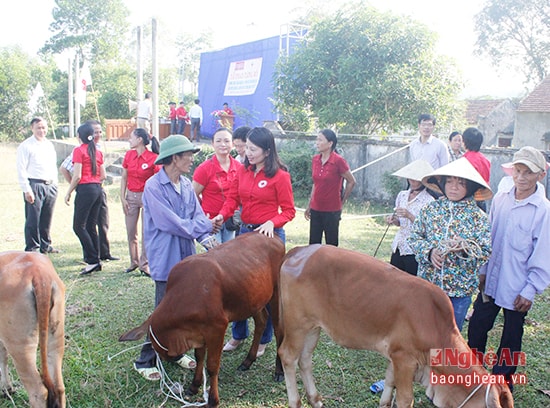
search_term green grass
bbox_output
[0,142,549,407]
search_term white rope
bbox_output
[155,353,208,407]
[438,238,484,259]
[456,382,485,408]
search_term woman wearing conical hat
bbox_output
[386,160,434,276]
[408,157,492,331]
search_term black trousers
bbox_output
[390,249,419,276]
[467,293,526,384]
[24,181,57,252]
[98,188,112,259]
[309,209,341,246]
[73,183,102,264]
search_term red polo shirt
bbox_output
[73,144,104,184]
[122,149,161,192]
[464,151,491,183]
[220,165,296,228]
[310,152,350,212]
[193,155,241,215]
[176,106,188,119]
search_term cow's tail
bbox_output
[32,274,62,408]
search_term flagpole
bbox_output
[90,83,100,123]
[43,101,57,140]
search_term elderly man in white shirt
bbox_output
[16,117,59,253]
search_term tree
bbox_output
[474,0,550,85]
[274,4,464,134]
[175,30,213,97]
[41,0,130,62]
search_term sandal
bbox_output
[133,363,161,381]
[175,354,196,369]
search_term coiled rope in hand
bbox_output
[438,238,483,259]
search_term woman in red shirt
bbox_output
[64,123,106,275]
[192,127,241,243]
[120,128,160,275]
[217,126,295,356]
[305,129,356,246]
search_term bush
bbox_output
[279,140,314,199]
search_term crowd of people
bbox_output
[16,113,550,391]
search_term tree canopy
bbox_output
[474,0,550,85]
[41,0,130,62]
[274,4,464,134]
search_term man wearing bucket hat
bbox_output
[386,159,434,275]
[408,157,492,330]
[132,135,223,381]
[468,146,550,390]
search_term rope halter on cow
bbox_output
[456,383,492,408]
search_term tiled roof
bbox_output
[517,77,550,112]
[465,99,506,124]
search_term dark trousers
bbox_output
[190,118,201,141]
[467,293,526,383]
[73,183,102,265]
[309,209,341,246]
[177,119,186,135]
[135,281,167,368]
[170,119,177,134]
[390,249,418,276]
[24,181,58,252]
[98,188,112,259]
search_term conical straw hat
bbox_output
[392,160,434,182]
[421,157,493,201]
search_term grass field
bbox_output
[0,142,548,407]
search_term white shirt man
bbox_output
[16,117,59,253]
[136,93,153,133]
[409,114,449,170]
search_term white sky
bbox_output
[1,0,528,98]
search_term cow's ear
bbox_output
[119,317,151,341]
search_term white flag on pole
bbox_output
[76,61,92,107]
[29,82,45,112]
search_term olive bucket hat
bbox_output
[155,135,200,165]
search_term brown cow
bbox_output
[0,251,66,408]
[278,244,514,408]
[119,232,286,408]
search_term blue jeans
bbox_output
[215,222,236,243]
[231,226,285,344]
[450,296,472,331]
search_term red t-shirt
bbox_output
[464,151,491,183]
[192,155,241,215]
[169,106,177,120]
[310,152,350,212]
[73,144,104,184]
[176,106,188,119]
[122,149,161,192]
[220,165,296,228]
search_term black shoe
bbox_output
[125,265,138,273]
[41,247,61,254]
[101,255,120,261]
[80,263,102,275]
[140,269,151,277]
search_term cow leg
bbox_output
[187,346,206,396]
[379,361,395,408]
[299,328,323,408]
[270,288,284,382]
[7,342,48,408]
[0,341,14,394]
[238,308,268,371]
[388,352,416,408]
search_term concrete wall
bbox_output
[479,100,517,146]
[514,112,550,150]
[275,133,550,202]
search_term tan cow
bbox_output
[0,251,65,408]
[278,244,513,408]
